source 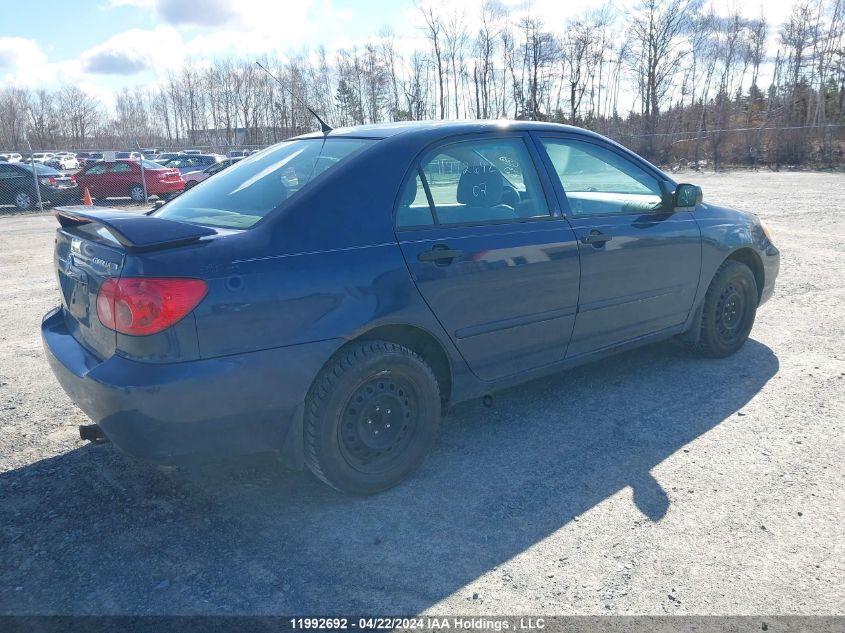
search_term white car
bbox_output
[0,153,22,162]
[30,153,55,164]
[48,155,80,170]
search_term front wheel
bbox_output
[694,260,758,358]
[304,341,441,495]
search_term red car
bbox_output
[74,159,185,202]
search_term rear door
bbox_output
[78,163,107,197]
[534,134,701,358]
[54,225,125,359]
[396,133,581,381]
[107,161,134,196]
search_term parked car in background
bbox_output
[46,155,80,171]
[80,152,104,167]
[141,148,160,158]
[182,149,202,155]
[115,151,141,160]
[0,153,23,162]
[74,158,184,202]
[226,150,250,159]
[160,154,222,175]
[40,121,779,494]
[153,152,183,164]
[0,162,78,209]
[29,153,55,164]
[182,157,242,188]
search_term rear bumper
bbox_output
[42,307,340,465]
[42,188,80,205]
[148,180,185,194]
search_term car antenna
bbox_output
[255,61,332,135]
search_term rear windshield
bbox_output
[154,138,374,229]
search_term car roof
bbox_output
[293,119,609,142]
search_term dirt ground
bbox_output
[0,171,842,615]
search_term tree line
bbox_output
[2,0,843,169]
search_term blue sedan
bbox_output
[42,121,780,494]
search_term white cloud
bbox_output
[0,37,48,76]
[79,26,185,76]
[155,0,238,27]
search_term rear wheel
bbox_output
[14,191,33,210]
[129,185,145,202]
[304,341,441,495]
[694,260,758,358]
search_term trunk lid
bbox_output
[53,207,218,359]
[55,223,125,359]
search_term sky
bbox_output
[0,0,799,110]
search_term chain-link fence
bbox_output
[0,140,267,212]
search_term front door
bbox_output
[396,134,581,381]
[534,135,702,358]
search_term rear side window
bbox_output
[396,138,549,228]
[155,138,374,229]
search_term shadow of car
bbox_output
[2,338,778,613]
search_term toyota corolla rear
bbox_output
[41,137,377,465]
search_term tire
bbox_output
[184,181,196,190]
[129,185,146,202]
[14,191,33,211]
[304,341,441,495]
[694,260,758,358]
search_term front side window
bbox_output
[109,163,131,173]
[540,138,664,216]
[155,138,374,229]
[397,137,549,228]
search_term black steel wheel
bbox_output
[695,260,758,358]
[304,341,441,494]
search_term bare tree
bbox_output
[418,1,446,119]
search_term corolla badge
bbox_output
[92,257,119,271]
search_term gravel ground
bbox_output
[0,171,842,615]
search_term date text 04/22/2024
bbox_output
[289,618,547,630]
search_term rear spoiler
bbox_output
[54,207,217,252]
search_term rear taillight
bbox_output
[96,277,207,336]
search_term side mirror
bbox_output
[674,183,703,207]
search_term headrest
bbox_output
[457,165,503,207]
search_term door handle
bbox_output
[417,245,463,263]
[581,231,612,245]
